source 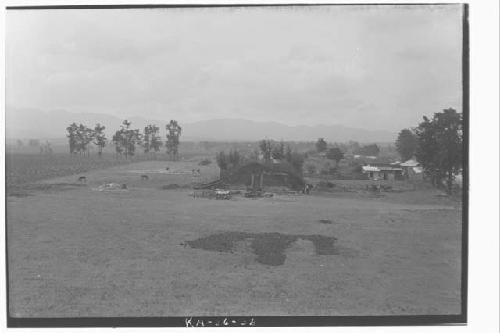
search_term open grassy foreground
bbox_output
[7,159,462,317]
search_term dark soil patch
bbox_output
[249,233,298,266]
[305,235,338,255]
[186,231,337,266]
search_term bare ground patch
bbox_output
[185,231,338,266]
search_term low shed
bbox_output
[362,164,403,181]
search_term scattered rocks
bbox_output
[93,183,128,192]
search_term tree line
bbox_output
[395,108,463,193]
[315,138,346,165]
[66,119,182,160]
[15,139,54,154]
[215,139,307,176]
[315,138,381,161]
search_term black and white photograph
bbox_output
[0,1,494,329]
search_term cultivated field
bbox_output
[5,153,209,188]
[6,155,463,317]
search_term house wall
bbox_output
[366,170,403,181]
[402,167,423,181]
[367,171,381,180]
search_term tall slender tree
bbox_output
[228,149,243,169]
[258,139,273,162]
[215,151,228,178]
[150,124,162,155]
[143,124,162,158]
[272,140,285,160]
[94,123,107,156]
[112,131,124,157]
[165,120,182,160]
[315,138,328,153]
[143,125,152,154]
[66,122,79,154]
[71,123,95,156]
[112,120,142,159]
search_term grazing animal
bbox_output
[141,174,149,180]
[165,167,170,171]
[78,176,87,183]
[121,184,128,189]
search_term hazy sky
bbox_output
[6,5,463,130]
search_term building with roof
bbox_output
[361,164,403,181]
[222,161,305,190]
[400,159,424,180]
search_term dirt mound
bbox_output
[198,159,212,166]
[186,231,337,266]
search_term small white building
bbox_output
[362,164,403,181]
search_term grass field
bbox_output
[5,152,211,187]
[6,155,463,317]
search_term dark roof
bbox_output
[223,161,305,189]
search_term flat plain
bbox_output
[6,155,463,317]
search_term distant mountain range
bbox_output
[6,107,396,143]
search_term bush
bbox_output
[306,164,316,174]
[320,168,330,175]
[328,167,339,175]
[198,158,212,166]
